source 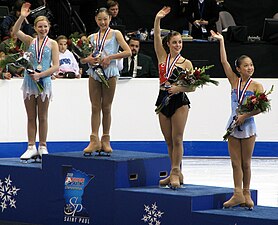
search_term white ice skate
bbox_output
[38,145,49,158]
[20,145,39,162]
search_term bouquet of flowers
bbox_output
[176,65,219,89]
[68,32,92,58]
[238,85,274,114]
[12,52,44,93]
[223,85,274,141]
[155,65,218,114]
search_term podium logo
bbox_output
[63,168,94,224]
[0,175,20,212]
[141,202,164,225]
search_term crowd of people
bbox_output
[0,0,270,210]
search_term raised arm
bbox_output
[12,2,33,46]
[210,30,238,86]
[154,6,170,63]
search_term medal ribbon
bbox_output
[237,77,252,105]
[35,36,48,64]
[96,27,110,52]
[165,53,181,79]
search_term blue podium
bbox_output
[0,150,277,225]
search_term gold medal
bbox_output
[37,64,42,71]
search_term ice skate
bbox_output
[169,168,181,190]
[242,188,254,210]
[96,134,112,157]
[159,171,183,187]
[20,145,39,163]
[159,175,170,186]
[83,135,101,156]
[223,188,245,208]
[38,145,49,159]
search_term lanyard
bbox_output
[96,27,110,52]
[237,77,252,105]
[35,36,48,64]
[165,53,181,79]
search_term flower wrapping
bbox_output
[92,64,109,88]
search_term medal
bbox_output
[37,64,42,71]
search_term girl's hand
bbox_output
[236,114,247,126]
[30,71,41,81]
[210,30,224,41]
[4,72,12,80]
[85,54,101,66]
[156,6,171,19]
[101,56,111,69]
[21,2,31,18]
[167,85,180,96]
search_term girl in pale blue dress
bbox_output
[13,2,59,161]
[80,8,131,155]
[211,30,264,210]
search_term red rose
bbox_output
[194,70,201,79]
[77,39,83,47]
[259,93,268,101]
[67,39,72,46]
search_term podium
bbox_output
[0,150,277,225]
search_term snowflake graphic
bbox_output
[0,175,20,212]
[141,202,164,225]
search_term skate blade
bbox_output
[95,150,111,157]
[167,184,181,190]
[20,155,41,163]
[83,150,100,157]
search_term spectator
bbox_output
[55,35,80,79]
[106,0,123,26]
[0,0,34,41]
[121,37,158,78]
[0,51,12,80]
[185,0,219,39]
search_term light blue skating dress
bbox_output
[86,30,120,81]
[226,89,257,138]
[22,38,52,102]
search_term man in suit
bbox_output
[121,37,158,78]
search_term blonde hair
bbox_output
[34,16,51,27]
[56,35,68,42]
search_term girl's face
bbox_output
[35,20,50,37]
[167,34,183,55]
[58,39,68,53]
[95,12,111,31]
[237,57,254,77]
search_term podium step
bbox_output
[0,151,276,225]
[192,205,278,225]
[114,184,257,225]
[0,158,43,224]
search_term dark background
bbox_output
[62,0,278,36]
